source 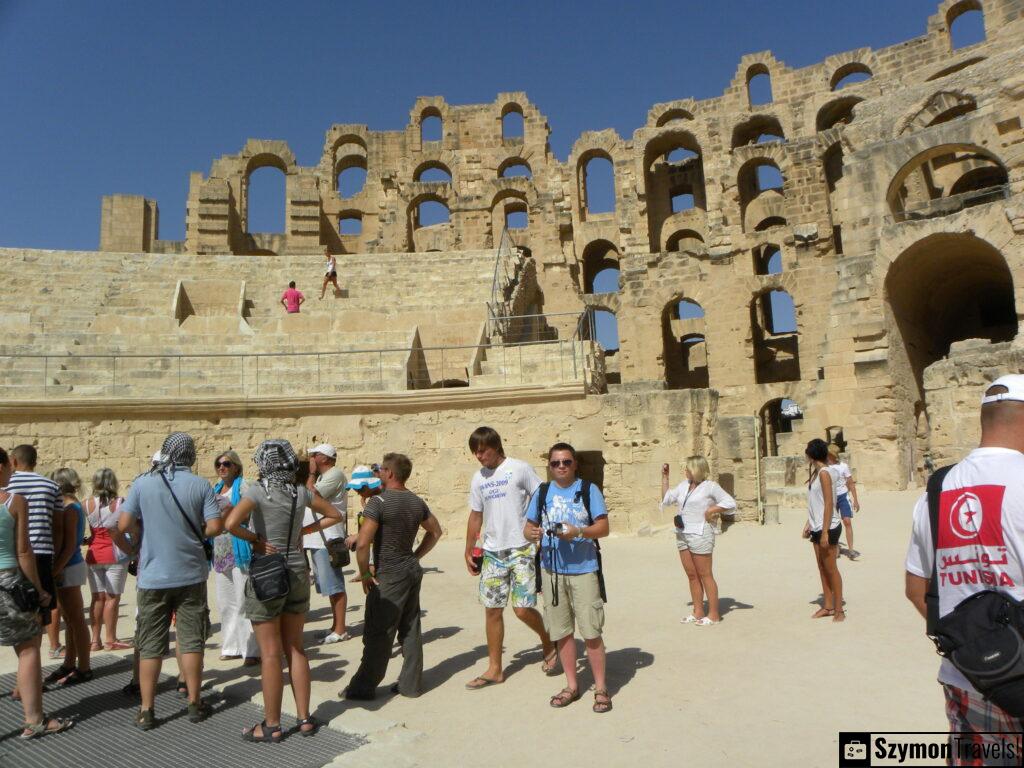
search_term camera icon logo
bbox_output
[839,732,872,767]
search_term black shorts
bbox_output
[35,554,54,625]
[809,524,842,546]
[326,271,337,279]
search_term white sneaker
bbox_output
[321,632,352,644]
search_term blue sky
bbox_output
[0,0,960,251]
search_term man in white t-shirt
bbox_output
[304,443,350,644]
[464,426,555,689]
[906,375,1024,750]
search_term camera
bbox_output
[545,522,565,537]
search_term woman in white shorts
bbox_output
[84,469,133,650]
[661,456,736,625]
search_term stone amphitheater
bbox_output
[1,0,1022,531]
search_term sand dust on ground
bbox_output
[2,489,948,767]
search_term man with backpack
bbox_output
[905,375,1024,756]
[118,433,223,730]
[525,442,612,714]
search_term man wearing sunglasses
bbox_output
[525,442,612,713]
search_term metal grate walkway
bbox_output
[0,657,366,768]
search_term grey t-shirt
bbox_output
[362,489,430,575]
[244,483,312,573]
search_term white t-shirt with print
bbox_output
[905,447,1024,692]
[831,462,852,496]
[469,457,542,551]
[662,480,736,537]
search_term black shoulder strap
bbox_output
[537,482,550,519]
[158,471,207,551]
[284,491,298,559]
[580,479,593,524]
[925,464,955,636]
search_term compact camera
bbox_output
[545,522,565,537]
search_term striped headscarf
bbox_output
[253,439,300,496]
[151,432,196,478]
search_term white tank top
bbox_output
[807,467,841,532]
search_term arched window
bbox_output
[747,64,773,107]
[750,289,800,383]
[339,214,362,236]
[759,398,804,457]
[581,240,619,294]
[738,159,786,232]
[501,105,525,140]
[888,144,1009,222]
[666,147,698,164]
[731,116,786,148]
[581,155,615,216]
[663,298,709,389]
[656,109,693,127]
[499,160,532,179]
[753,243,782,275]
[504,201,528,230]
[830,63,872,91]
[948,1,985,50]
[415,163,452,183]
[246,166,286,233]
[420,110,443,143]
[665,229,704,253]
[816,97,862,132]
[415,199,449,228]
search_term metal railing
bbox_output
[486,228,522,339]
[0,330,599,400]
[891,183,1009,223]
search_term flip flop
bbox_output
[106,641,133,651]
[48,646,65,660]
[680,614,698,624]
[465,676,503,690]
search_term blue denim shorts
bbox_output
[836,493,853,519]
[309,547,346,596]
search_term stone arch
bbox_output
[661,295,709,390]
[407,191,451,252]
[643,128,706,252]
[413,160,454,184]
[731,114,786,149]
[829,62,873,91]
[816,96,863,132]
[490,189,531,236]
[498,157,533,179]
[758,397,802,457]
[886,143,1008,220]
[665,228,705,254]
[581,239,620,294]
[896,92,978,136]
[500,102,525,141]
[945,0,985,50]
[736,153,788,233]
[750,287,800,384]
[746,62,773,107]
[753,242,783,275]
[241,148,295,235]
[576,148,617,219]
[885,233,1016,397]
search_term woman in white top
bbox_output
[319,248,340,300]
[661,456,736,625]
[826,444,860,560]
[802,439,845,622]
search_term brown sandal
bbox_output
[593,689,612,713]
[549,687,580,708]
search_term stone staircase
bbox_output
[470,339,587,388]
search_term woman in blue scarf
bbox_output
[211,450,258,664]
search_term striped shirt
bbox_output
[4,471,61,555]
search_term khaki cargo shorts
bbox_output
[135,582,210,659]
[243,568,310,623]
[541,570,605,642]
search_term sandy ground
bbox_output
[1,488,948,767]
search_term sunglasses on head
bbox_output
[215,460,235,469]
[549,459,574,468]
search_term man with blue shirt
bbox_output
[118,432,223,730]
[525,442,612,714]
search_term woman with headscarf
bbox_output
[226,439,341,742]
[210,450,258,664]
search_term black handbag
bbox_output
[3,578,41,612]
[248,491,297,602]
[310,506,350,569]
[925,466,1024,716]
[158,471,214,562]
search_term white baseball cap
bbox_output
[981,375,1024,405]
[308,443,337,458]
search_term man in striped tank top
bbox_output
[3,445,62,629]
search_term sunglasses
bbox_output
[215,461,235,469]
[549,459,574,468]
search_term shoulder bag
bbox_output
[158,472,214,562]
[926,465,1024,716]
[310,505,350,569]
[248,490,297,602]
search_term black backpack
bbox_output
[925,465,1024,716]
[533,479,607,602]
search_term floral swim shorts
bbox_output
[479,544,537,609]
